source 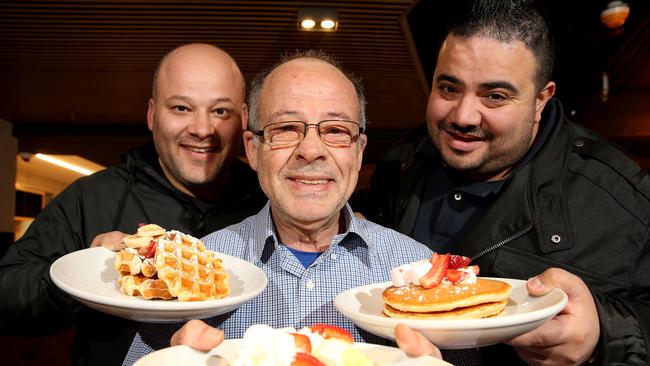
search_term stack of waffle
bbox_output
[114,224,229,301]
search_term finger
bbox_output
[506,315,566,348]
[90,231,127,251]
[171,320,224,351]
[394,324,442,359]
[526,268,582,298]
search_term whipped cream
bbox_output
[233,324,297,366]
[390,259,432,287]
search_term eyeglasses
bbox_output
[250,120,364,148]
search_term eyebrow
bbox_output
[436,73,519,95]
[165,95,235,104]
[270,110,353,121]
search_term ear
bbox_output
[240,103,249,131]
[357,133,368,169]
[243,130,259,172]
[534,81,556,122]
[146,98,156,132]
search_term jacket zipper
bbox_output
[470,224,534,261]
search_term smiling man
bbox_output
[121,51,433,364]
[0,43,265,366]
[366,0,650,364]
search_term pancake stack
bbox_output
[382,254,511,319]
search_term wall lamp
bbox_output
[297,8,339,32]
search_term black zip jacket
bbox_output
[0,142,266,365]
[364,99,650,365]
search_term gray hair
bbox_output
[247,50,367,132]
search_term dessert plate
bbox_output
[133,340,452,366]
[50,247,267,322]
[334,278,568,349]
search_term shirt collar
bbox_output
[248,201,370,263]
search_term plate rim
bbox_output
[49,246,268,312]
[334,277,568,331]
[134,339,452,366]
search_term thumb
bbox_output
[526,267,580,297]
[395,324,442,358]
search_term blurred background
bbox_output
[0,0,648,362]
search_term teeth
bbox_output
[297,179,328,185]
[187,147,211,153]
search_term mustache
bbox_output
[440,121,493,140]
[179,135,222,148]
[282,161,337,179]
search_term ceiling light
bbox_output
[601,1,630,28]
[34,153,96,176]
[297,8,339,32]
[300,19,316,29]
[320,19,336,30]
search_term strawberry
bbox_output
[420,253,449,289]
[449,255,471,269]
[444,268,467,284]
[429,252,439,264]
[466,265,480,275]
[292,352,326,366]
[139,241,157,258]
[310,324,354,344]
[290,333,312,354]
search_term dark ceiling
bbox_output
[1,0,649,167]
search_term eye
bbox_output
[486,93,507,102]
[172,105,190,113]
[437,84,458,97]
[213,108,231,118]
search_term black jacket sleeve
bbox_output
[0,183,87,335]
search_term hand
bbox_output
[90,231,128,251]
[394,324,442,359]
[506,267,599,365]
[171,319,224,351]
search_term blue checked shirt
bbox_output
[123,202,432,365]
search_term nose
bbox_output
[293,125,327,162]
[187,110,215,138]
[449,95,482,129]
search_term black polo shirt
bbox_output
[413,114,556,253]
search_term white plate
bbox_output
[334,278,568,349]
[50,247,268,322]
[133,339,452,366]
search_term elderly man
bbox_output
[121,51,433,364]
[0,43,265,366]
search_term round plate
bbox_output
[133,340,452,366]
[50,247,268,322]
[334,278,568,349]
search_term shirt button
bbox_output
[330,253,337,260]
[453,193,462,201]
[306,279,315,289]
[551,234,561,244]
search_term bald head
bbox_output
[146,43,249,200]
[152,43,245,101]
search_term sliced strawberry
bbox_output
[310,324,354,344]
[429,252,439,264]
[445,268,467,284]
[466,265,480,275]
[420,253,449,289]
[292,352,326,366]
[290,333,312,354]
[449,255,471,269]
[139,241,157,258]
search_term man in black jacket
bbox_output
[0,43,265,365]
[366,1,650,365]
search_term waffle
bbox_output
[114,226,229,301]
[155,231,229,301]
[118,274,174,300]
